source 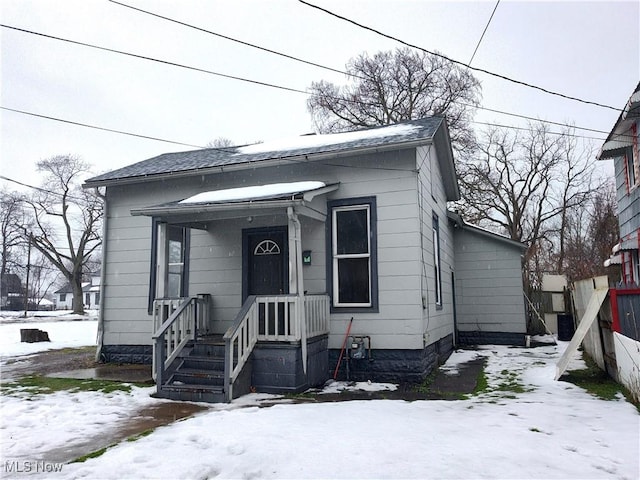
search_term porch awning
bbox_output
[604,254,622,267]
[131,181,340,224]
[619,230,639,251]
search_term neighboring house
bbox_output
[593,83,640,399]
[1,273,23,309]
[599,82,640,283]
[54,273,101,310]
[84,117,527,402]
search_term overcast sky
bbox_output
[1,0,638,192]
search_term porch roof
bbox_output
[597,81,640,160]
[131,181,339,224]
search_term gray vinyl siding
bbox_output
[101,149,428,350]
[453,228,526,334]
[416,145,455,346]
[323,150,424,350]
[615,154,640,238]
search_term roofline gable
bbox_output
[83,117,452,188]
[447,210,527,251]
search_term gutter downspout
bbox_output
[287,207,307,374]
[95,188,107,363]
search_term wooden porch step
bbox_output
[181,355,225,370]
[170,368,224,386]
[158,383,225,403]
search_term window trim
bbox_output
[625,149,637,193]
[327,197,378,313]
[148,220,190,314]
[433,213,443,308]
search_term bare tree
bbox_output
[0,187,30,274]
[457,123,600,290]
[22,156,103,314]
[205,137,235,149]
[307,47,481,152]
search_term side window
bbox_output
[60,293,66,302]
[328,198,378,310]
[148,222,190,313]
[167,226,187,298]
[626,149,636,191]
[432,213,442,307]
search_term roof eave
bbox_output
[447,211,527,251]
[83,137,436,189]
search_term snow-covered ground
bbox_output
[0,310,97,358]
[1,318,639,479]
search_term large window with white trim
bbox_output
[328,198,378,310]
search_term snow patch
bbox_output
[236,124,421,155]
[179,181,326,204]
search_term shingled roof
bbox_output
[84,117,447,188]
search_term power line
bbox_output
[298,0,621,112]
[3,23,626,144]
[469,0,500,66]
[0,174,92,202]
[108,0,350,78]
[98,5,624,140]
[1,106,205,149]
[0,24,310,97]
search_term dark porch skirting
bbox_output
[100,345,153,364]
[329,334,454,384]
[457,331,526,346]
[252,335,329,394]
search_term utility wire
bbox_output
[1,106,205,149]
[99,6,624,139]
[3,23,627,142]
[108,0,349,78]
[0,24,310,97]
[298,0,621,112]
[469,0,500,66]
[0,175,91,203]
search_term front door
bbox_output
[243,226,288,300]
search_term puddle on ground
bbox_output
[40,402,209,464]
[48,364,153,383]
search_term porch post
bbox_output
[156,222,168,300]
[288,207,307,373]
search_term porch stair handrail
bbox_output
[223,295,259,402]
[152,296,199,388]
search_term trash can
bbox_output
[557,314,574,341]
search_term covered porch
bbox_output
[131,181,337,402]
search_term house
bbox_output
[1,273,23,309]
[598,81,640,282]
[84,117,527,402]
[592,83,640,399]
[54,273,101,310]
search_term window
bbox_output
[328,198,378,310]
[626,149,636,191]
[85,293,91,306]
[59,293,66,302]
[432,213,442,307]
[167,226,187,298]
[148,222,190,313]
[95,292,100,306]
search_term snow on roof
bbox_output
[236,124,421,155]
[179,181,326,204]
[83,117,444,187]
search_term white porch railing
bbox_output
[152,295,210,386]
[304,294,330,339]
[223,294,330,401]
[223,296,259,401]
